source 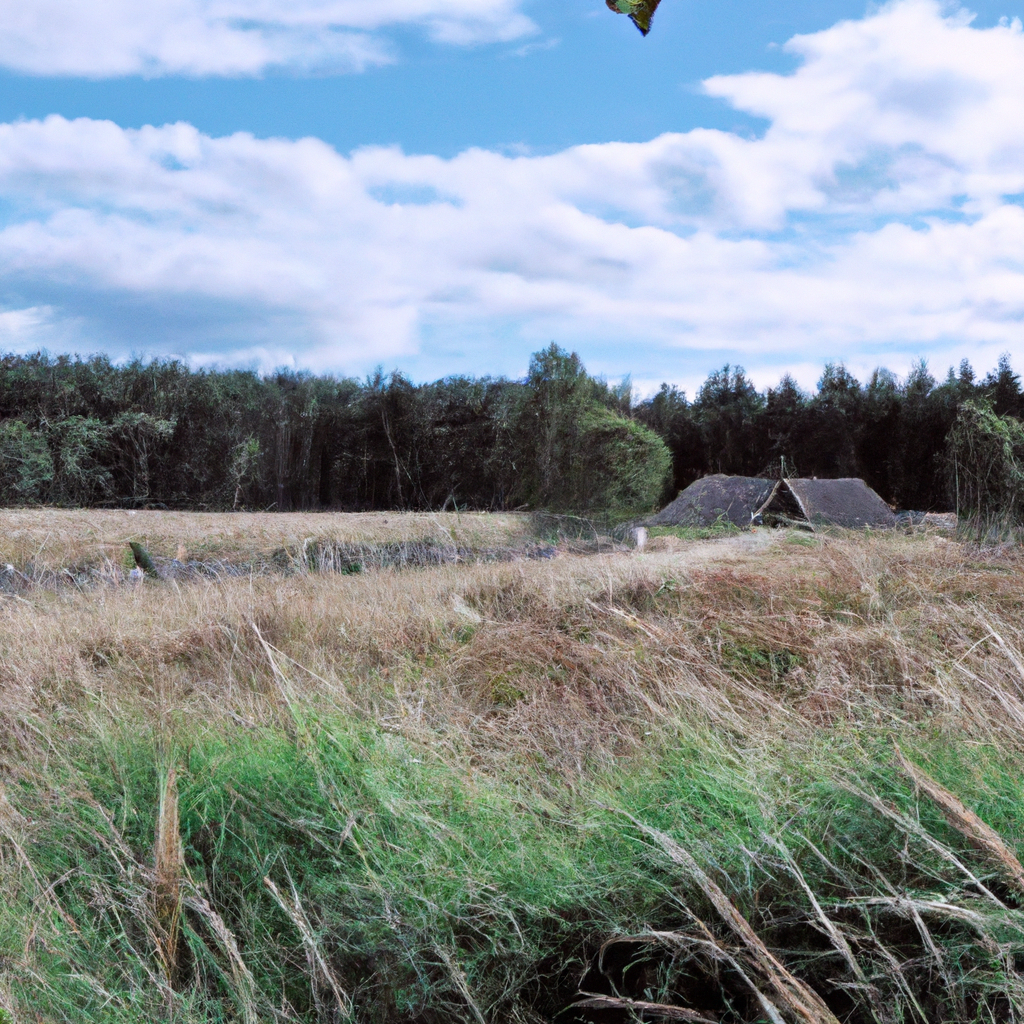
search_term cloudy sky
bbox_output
[0,0,1022,392]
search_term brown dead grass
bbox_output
[2,520,1024,781]
[0,507,533,573]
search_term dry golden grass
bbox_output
[3,520,1023,777]
[0,507,534,573]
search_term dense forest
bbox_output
[0,346,1020,515]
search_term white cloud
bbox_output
[0,0,535,77]
[0,305,61,347]
[701,0,1024,223]
[0,1,1022,384]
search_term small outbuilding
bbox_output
[647,474,775,529]
[754,477,895,530]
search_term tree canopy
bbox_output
[1,347,1021,515]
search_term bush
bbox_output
[46,416,115,506]
[515,345,670,516]
[0,418,53,504]
[946,400,1024,532]
[576,407,671,516]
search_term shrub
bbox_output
[575,407,672,516]
[515,345,671,516]
[0,418,53,503]
[946,400,1024,532]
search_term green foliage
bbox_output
[0,418,52,503]
[45,415,115,506]
[634,354,1019,512]
[947,399,1024,530]
[719,641,802,686]
[0,349,1020,515]
[6,717,664,1021]
[513,344,595,509]
[513,348,669,514]
[0,348,667,515]
[575,407,671,515]
[692,364,764,475]
[984,352,1023,416]
[107,411,177,504]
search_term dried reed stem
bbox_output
[628,816,842,1024]
[264,874,352,1019]
[894,743,1024,895]
[152,767,184,986]
[570,994,718,1022]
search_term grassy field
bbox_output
[0,509,537,576]
[2,512,1024,1023]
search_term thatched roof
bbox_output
[648,474,774,529]
[755,478,895,530]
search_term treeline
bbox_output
[637,356,1024,512]
[0,346,1020,513]
[0,346,669,514]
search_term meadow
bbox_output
[2,511,1024,1023]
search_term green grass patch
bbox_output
[718,640,803,686]
[649,520,744,541]
[784,529,820,546]
[5,707,1024,1022]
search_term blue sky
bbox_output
[0,0,1023,393]
[0,2,886,154]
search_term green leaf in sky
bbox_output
[605,0,663,36]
